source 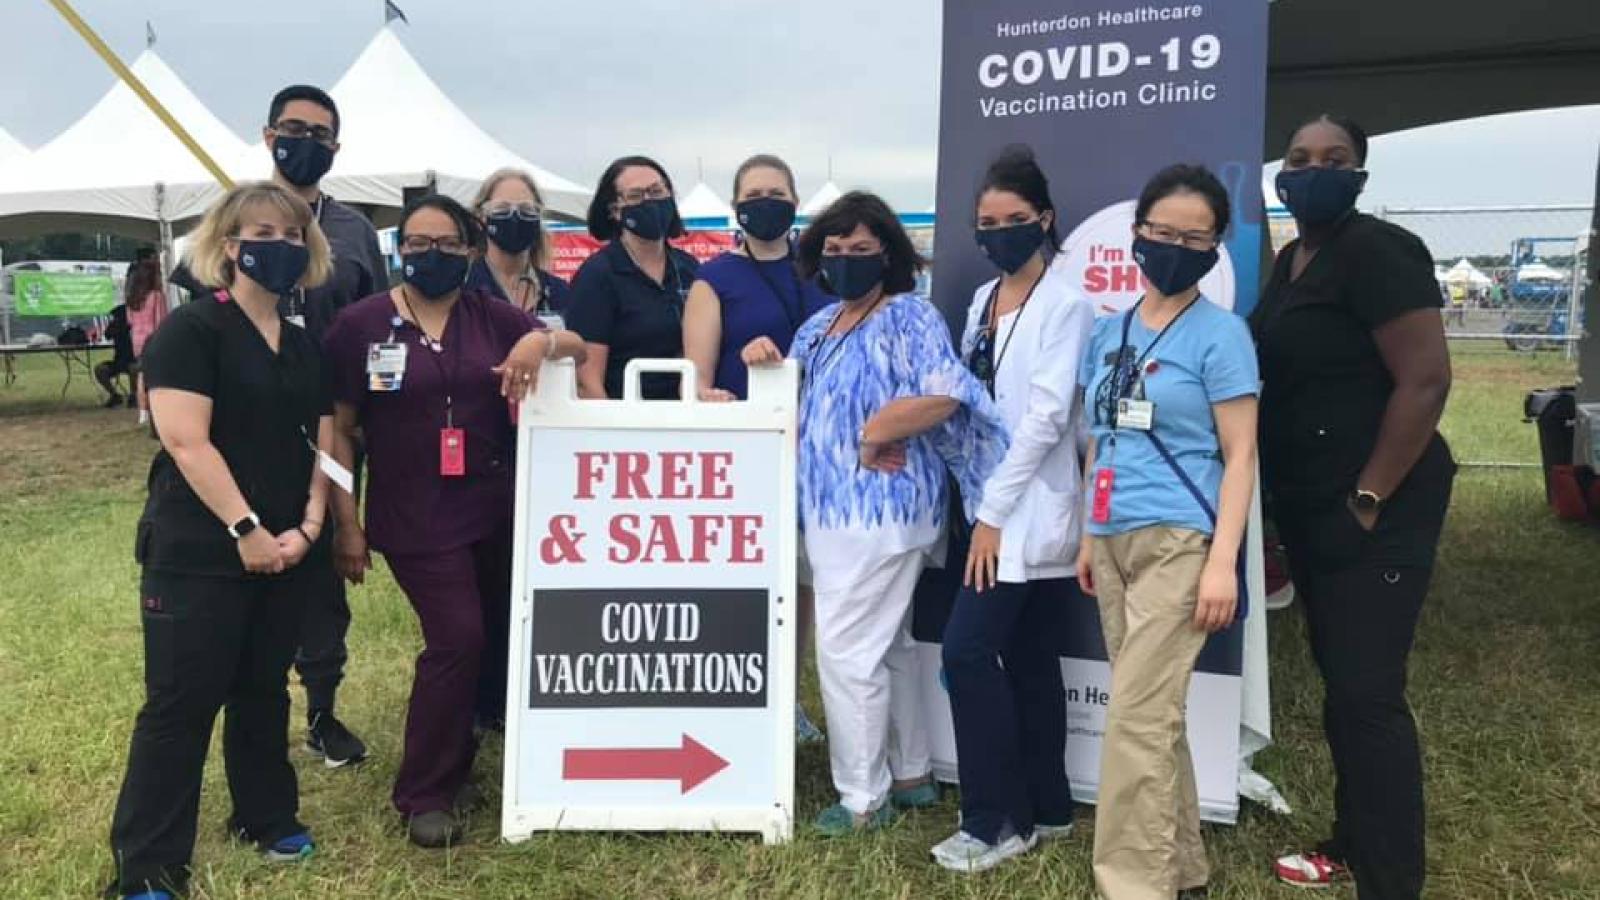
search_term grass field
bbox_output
[1,345,1597,899]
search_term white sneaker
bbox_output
[931,829,1037,873]
[1034,821,1075,842]
[137,409,150,426]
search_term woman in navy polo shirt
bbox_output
[466,168,570,328]
[566,155,700,399]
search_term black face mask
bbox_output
[235,239,310,295]
[272,135,334,188]
[402,249,470,300]
[485,212,541,254]
[819,254,886,303]
[736,197,797,243]
[1275,166,1367,227]
[1132,236,1217,297]
[975,221,1047,274]
[619,197,677,241]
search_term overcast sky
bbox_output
[0,0,1596,213]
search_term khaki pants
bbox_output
[1090,527,1211,900]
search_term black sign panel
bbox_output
[528,588,769,708]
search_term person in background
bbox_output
[323,194,586,849]
[257,84,388,767]
[1075,164,1258,900]
[1256,115,1454,900]
[466,168,571,328]
[108,181,335,900]
[745,191,1007,837]
[566,156,699,400]
[126,250,169,425]
[95,302,136,409]
[933,145,1093,873]
[682,153,833,744]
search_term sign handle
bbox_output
[621,358,699,403]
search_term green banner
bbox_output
[11,271,118,317]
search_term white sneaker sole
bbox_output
[932,833,1038,873]
[305,742,365,768]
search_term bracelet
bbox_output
[543,331,558,360]
[295,525,316,544]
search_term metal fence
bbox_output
[1374,204,1591,357]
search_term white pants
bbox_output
[811,548,932,814]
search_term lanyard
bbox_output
[745,247,804,332]
[1104,295,1199,430]
[397,286,463,428]
[967,266,1045,395]
[803,292,888,393]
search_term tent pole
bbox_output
[46,0,234,189]
[155,183,177,311]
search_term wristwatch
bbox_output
[228,512,262,540]
[1350,489,1383,513]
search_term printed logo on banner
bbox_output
[529,588,769,708]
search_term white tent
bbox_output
[1446,258,1493,287]
[1516,260,1566,282]
[0,128,27,166]
[677,182,733,227]
[0,50,247,239]
[800,180,843,218]
[232,28,589,223]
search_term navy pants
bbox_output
[942,577,1076,843]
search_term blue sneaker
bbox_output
[264,831,315,862]
[813,802,896,837]
[124,892,174,900]
[891,781,939,809]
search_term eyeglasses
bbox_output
[1138,220,1218,252]
[484,202,542,222]
[400,235,471,255]
[271,119,336,147]
[617,183,671,206]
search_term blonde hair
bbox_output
[472,167,552,270]
[188,181,333,290]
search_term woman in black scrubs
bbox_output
[566,155,700,399]
[1252,115,1454,900]
[109,181,336,899]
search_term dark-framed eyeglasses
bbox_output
[400,234,471,255]
[1137,220,1218,252]
[484,203,542,222]
[271,119,337,147]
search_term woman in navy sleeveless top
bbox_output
[683,154,832,400]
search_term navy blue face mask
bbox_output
[1132,236,1217,297]
[975,220,1047,274]
[402,249,470,300]
[485,213,541,254]
[1275,166,1367,227]
[819,253,886,303]
[736,197,797,243]
[619,197,677,241]
[272,135,335,188]
[235,239,310,295]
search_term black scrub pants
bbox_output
[1275,438,1455,900]
[109,562,315,896]
[293,451,362,714]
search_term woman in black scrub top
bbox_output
[108,181,336,899]
[566,155,700,399]
[1252,115,1454,900]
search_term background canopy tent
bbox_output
[799,181,842,220]
[677,182,734,229]
[0,51,247,241]
[1446,259,1493,286]
[0,129,28,166]
[234,27,589,227]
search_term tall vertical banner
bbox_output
[503,360,798,843]
[925,0,1271,822]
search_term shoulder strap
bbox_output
[1140,429,1248,620]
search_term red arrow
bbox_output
[562,733,730,794]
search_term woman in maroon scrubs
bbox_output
[322,194,585,848]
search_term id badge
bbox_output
[286,314,306,329]
[367,342,408,393]
[536,313,565,332]
[440,427,466,477]
[1117,398,1155,431]
[1091,467,1115,524]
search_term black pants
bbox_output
[942,577,1075,843]
[1275,438,1454,900]
[294,452,362,713]
[109,564,314,895]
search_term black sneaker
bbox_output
[407,810,463,848]
[306,711,368,768]
[102,393,123,409]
